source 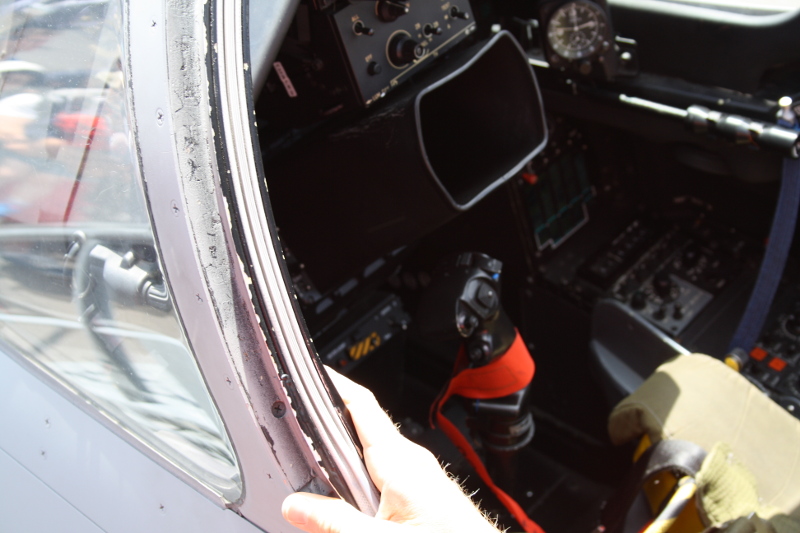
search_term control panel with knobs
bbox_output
[738,284,800,420]
[579,219,744,336]
[330,1,477,106]
[377,0,410,22]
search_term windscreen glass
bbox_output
[0,0,241,500]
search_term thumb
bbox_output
[281,493,401,533]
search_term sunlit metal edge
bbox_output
[126,0,320,526]
[609,0,799,25]
[599,298,692,356]
[120,0,242,506]
[214,0,380,515]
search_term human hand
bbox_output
[281,369,503,533]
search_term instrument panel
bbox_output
[330,0,476,106]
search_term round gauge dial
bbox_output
[546,0,609,61]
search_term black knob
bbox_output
[423,23,443,36]
[388,34,425,67]
[353,20,374,36]
[475,281,499,313]
[786,315,800,337]
[672,302,684,320]
[681,244,701,269]
[654,305,667,321]
[631,291,647,310]
[377,0,409,22]
[450,5,469,19]
[367,61,382,75]
[652,271,675,300]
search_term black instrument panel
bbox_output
[330,1,476,106]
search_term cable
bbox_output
[728,157,800,354]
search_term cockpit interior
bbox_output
[252,0,800,531]
[2,0,800,530]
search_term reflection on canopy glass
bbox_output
[0,0,241,501]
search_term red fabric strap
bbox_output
[431,331,546,533]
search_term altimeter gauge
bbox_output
[546,0,610,61]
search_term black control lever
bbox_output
[416,252,516,366]
[417,252,535,492]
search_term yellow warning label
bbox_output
[348,332,381,361]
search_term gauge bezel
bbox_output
[545,0,610,62]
